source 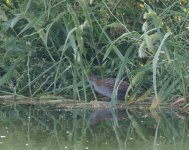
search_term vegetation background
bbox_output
[0,0,189,105]
[0,1,189,149]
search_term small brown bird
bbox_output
[89,76,128,100]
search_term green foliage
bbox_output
[0,0,188,105]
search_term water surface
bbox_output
[0,103,188,150]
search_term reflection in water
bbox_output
[90,109,127,125]
[0,104,188,150]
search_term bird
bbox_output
[89,75,128,100]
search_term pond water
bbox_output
[0,104,188,150]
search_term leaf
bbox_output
[150,97,159,110]
[153,32,172,102]
[0,8,8,21]
[10,13,24,28]
[0,66,17,86]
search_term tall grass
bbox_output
[0,0,188,106]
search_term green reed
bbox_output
[0,0,188,107]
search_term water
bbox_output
[0,103,188,150]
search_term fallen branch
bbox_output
[0,95,150,110]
